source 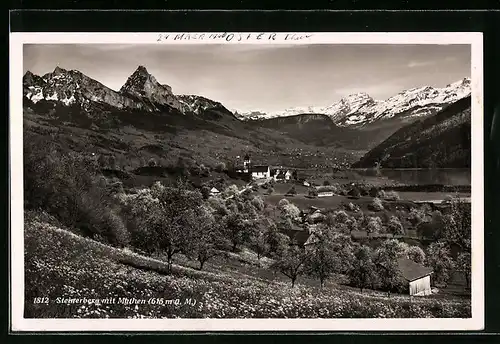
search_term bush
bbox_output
[369,186,380,198]
[407,245,426,265]
[387,216,405,235]
[215,161,226,172]
[342,202,361,212]
[224,184,239,197]
[308,189,318,198]
[98,209,130,247]
[378,190,400,201]
[369,197,384,211]
[366,216,383,234]
[280,202,301,222]
[348,186,361,199]
[286,185,297,196]
[251,196,265,211]
[443,194,454,202]
[147,158,157,167]
[277,198,290,209]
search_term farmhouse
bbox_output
[318,191,334,197]
[397,258,434,296]
[250,165,271,179]
[209,187,220,196]
[274,169,293,181]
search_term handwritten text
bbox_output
[156,32,313,42]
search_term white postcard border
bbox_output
[9,32,484,332]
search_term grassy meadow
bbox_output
[25,211,471,319]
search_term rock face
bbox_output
[237,78,472,128]
[119,66,183,111]
[23,65,239,118]
[178,95,226,115]
[23,66,153,111]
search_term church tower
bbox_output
[243,153,251,172]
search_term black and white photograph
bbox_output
[10,32,483,331]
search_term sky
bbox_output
[23,44,471,113]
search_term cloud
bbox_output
[407,60,435,68]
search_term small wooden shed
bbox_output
[397,258,434,296]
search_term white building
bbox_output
[397,258,434,296]
[209,187,220,196]
[250,165,271,179]
[318,191,334,197]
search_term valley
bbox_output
[22,64,472,319]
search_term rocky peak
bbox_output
[23,71,46,87]
[344,92,372,101]
[53,66,67,75]
[119,65,182,111]
[178,94,229,115]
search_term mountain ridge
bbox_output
[352,96,471,169]
[23,66,236,119]
[238,78,471,128]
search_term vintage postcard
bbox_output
[9,32,484,332]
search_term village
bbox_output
[198,153,470,297]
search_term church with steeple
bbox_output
[235,153,271,179]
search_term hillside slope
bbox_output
[24,212,470,319]
[352,96,471,169]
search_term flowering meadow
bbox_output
[24,212,471,319]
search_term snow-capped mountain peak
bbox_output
[22,66,234,119]
[237,78,471,127]
[23,66,179,112]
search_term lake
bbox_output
[351,168,471,186]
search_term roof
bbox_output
[304,233,320,246]
[250,165,269,173]
[397,258,433,282]
[210,187,220,193]
[283,229,310,245]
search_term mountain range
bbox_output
[23,65,232,118]
[236,78,471,128]
[22,65,472,171]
